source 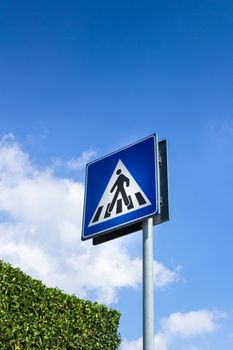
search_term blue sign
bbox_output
[82,134,159,240]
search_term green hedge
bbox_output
[0,260,121,349]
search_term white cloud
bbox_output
[0,234,57,279]
[67,240,142,303]
[121,333,169,350]
[0,135,179,304]
[121,337,142,350]
[154,333,169,350]
[154,261,182,288]
[161,310,223,337]
[122,309,226,350]
[186,346,201,350]
[66,148,97,170]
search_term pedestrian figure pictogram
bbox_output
[108,169,130,213]
[89,160,151,227]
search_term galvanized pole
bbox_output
[143,217,154,350]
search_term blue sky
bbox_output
[1,1,233,349]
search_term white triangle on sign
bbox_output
[88,159,151,227]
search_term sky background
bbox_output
[1,1,233,349]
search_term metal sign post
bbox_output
[143,217,154,350]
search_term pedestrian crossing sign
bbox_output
[82,134,159,240]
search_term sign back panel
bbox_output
[82,134,159,240]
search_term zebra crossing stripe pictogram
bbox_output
[89,159,151,227]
